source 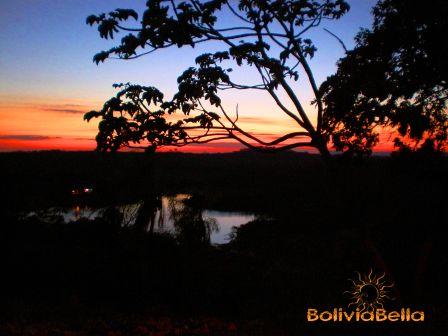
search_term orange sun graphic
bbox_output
[344,269,395,312]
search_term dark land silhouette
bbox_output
[1,151,448,335]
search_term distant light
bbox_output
[71,187,93,195]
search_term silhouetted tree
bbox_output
[85,0,350,158]
[133,197,163,234]
[169,195,218,246]
[320,0,448,155]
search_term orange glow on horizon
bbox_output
[0,137,96,152]
[0,133,398,153]
[0,99,398,154]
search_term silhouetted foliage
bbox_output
[85,0,351,157]
[169,195,218,246]
[321,0,448,155]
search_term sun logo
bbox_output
[344,269,395,312]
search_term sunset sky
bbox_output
[0,0,388,153]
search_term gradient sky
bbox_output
[0,0,382,152]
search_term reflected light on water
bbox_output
[60,194,255,245]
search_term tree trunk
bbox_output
[313,135,332,163]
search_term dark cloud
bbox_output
[0,135,60,141]
[237,116,288,126]
[42,108,85,114]
[73,137,93,141]
[189,142,243,150]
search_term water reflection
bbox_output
[27,194,254,245]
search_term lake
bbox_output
[28,194,255,245]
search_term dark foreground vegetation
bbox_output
[1,151,448,335]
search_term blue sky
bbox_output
[0,0,378,151]
[0,0,375,99]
